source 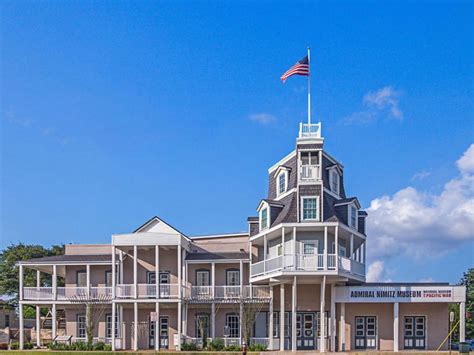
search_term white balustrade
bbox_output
[215,286,241,299]
[23,287,53,300]
[300,165,320,181]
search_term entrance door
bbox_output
[404,316,426,349]
[355,316,377,349]
[159,316,169,349]
[296,312,316,350]
[149,317,155,349]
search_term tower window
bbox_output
[301,197,319,221]
[260,208,268,230]
[330,170,340,195]
[278,173,286,195]
[349,204,358,229]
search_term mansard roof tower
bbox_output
[248,122,367,284]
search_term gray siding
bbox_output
[267,155,297,200]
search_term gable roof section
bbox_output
[134,216,189,240]
[334,197,361,209]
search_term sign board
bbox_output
[335,285,466,303]
[150,312,157,322]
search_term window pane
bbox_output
[304,243,315,254]
[303,198,318,220]
[77,272,87,287]
[261,208,268,229]
[278,173,286,194]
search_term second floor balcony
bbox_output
[187,285,271,302]
[250,253,365,279]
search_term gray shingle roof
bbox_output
[20,254,112,264]
[186,252,249,261]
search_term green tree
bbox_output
[0,243,64,305]
[449,268,474,341]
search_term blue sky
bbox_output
[1,1,473,283]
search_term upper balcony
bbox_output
[250,253,365,279]
[299,122,321,139]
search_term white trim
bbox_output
[329,169,340,196]
[324,187,340,200]
[260,204,270,231]
[274,188,296,201]
[276,170,289,197]
[268,150,296,173]
[348,203,358,230]
[300,196,320,222]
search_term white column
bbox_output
[119,251,124,284]
[335,226,339,272]
[155,246,159,298]
[280,283,285,351]
[339,303,346,351]
[394,302,399,352]
[52,303,57,340]
[111,302,116,351]
[323,226,328,270]
[293,227,297,269]
[291,276,297,352]
[350,234,354,260]
[52,265,57,300]
[268,285,274,350]
[19,264,24,300]
[19,303,24,349]
[133,245,138,299]
[363,241,366,264]
[211,303,216,339]
[263,234,267,273]
[133,302,138,351]
[177,300,182,351]
[155,302,160,351]
[36,270,41,348]
[211,262,216,298]
[178,244,182,299]
[320,276,326,353]
[239,259,243,295]
[281,227,286,267]
[112,247,116,299]
[86,264,91,297]
[460,302,466,342]
[330,284,336,352]
[239,301,243,344]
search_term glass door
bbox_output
[404,316,425,349]
[355,316,377,349]
[159,316,169,349]
[296,312,315,350]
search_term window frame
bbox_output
[300,196,320,221]
[195,269,211,287]
[76,313,86,338]
[348,203,358,229]
[260,207,269,231]
[76,270,87,287]
[329,169,340,195]
[105,313,118,338]
[276,170,288,196]
[195,313,210,339]
[226,269,240,286]
[225,313,240,338]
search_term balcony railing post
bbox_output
[335,226,339,272]
[263,234,267,274]
[323,227,328,270]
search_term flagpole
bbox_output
[307,46,311,125]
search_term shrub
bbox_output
[9,342,19,350]
[248,343,267,351]
[224,344,241,351]
[208,337,225,351]
[181,341,198,351]
[103,343,112,351]
[24,342,34,350]
[93,341,106,350]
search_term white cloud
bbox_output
[249,113,276,124]
[363,86,403,119]
[457,144,474,174]
[367,144,474,259]
[366,260,393,282]
[343,86,403,124]
[411,170,431,181]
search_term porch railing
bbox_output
[250,254,365,277]
[299,165,320,181]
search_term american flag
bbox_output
[280,55,309,83]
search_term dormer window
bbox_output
[278,172,287,195]
[260,208,269,230]
[301,196,319,221]
[349,204,358,229]
[329,170,340,195]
